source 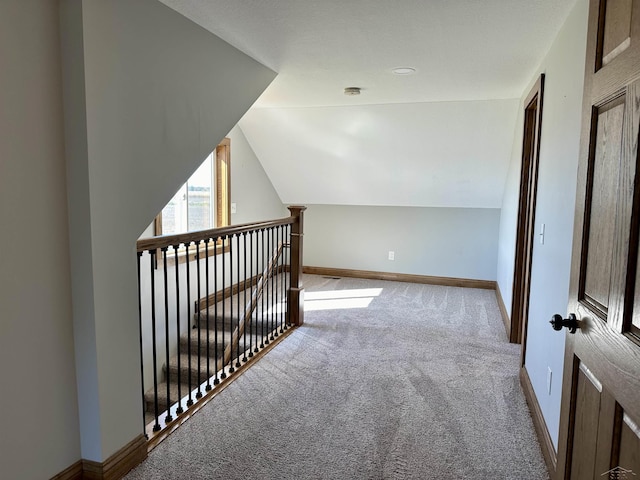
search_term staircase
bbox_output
[144,273,288,421]
[137,207,306,437]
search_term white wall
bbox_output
[59,0,276,462]
[496,0,588,449]
[0,1,81,479]
[240,100,518,208]
[229,125,287,224]
[305,205,500,281]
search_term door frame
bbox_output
[511,74,545,352]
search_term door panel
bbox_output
[582,98,625,314]
[569,364,602,480]
[558,1,640,479]
[619,413,640,473]
[601,0,633,66]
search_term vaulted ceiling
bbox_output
[159,0,578,208]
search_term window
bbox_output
[155,138,230,236]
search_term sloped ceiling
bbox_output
[159,0,578,208]
[241,100,518,208]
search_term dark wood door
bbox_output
[557,1,640,479]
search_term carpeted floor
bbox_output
[125,274,549,479]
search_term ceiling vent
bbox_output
[392,67,416,75]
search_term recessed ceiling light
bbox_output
[392,67,416,75]
[344,87,361,96]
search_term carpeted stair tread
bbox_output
[195,306,285,330]
[145,380,197,414]
[194,274,288,329]
[180,325,280,357]
[179,328,227,356]
[145,355,218,412]
[165,352,222,381]
[170,331,278,377]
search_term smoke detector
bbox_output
[344,87,361,96]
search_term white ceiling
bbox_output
[158,0,578,207]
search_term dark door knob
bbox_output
[550,313,578,334]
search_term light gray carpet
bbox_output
[125,274,549,479]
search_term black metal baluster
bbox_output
[277,225,283,335]
[245,232,254,357]
[228,235,235,374]
[205,239,212,391]
[254,230,260,353]
[281,225,286,332]
[220,236,227,379]
[268,227,274,343]
[273,227,278,338]
[149,251,161,432]
[195,241,203,399]
[137,252,147,436]
[242,232,249,362]
[278,225,286,333]
[256,230,261,349]
[162,248,173,423]
[235,233,242,368]
[264,228,269,346]
[261,229,266,348]
[174,245,183,414]
[186,242,193,407]
[266,227,271,342]
[265,228,273,343]
[274,226,278,338]
[213,236,220,385]
[274,226,279,336]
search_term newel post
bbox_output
[288,206,307,326]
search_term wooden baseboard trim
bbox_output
[495,283,511,341]
[51,460,83,480]
[81,434,147,480]
[519,366,557,478]
[303,266,496,290]
[53,434,147,480]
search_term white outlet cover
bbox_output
[388,251,395,261]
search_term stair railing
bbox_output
[136,206,306,442]
[222,241,285,367]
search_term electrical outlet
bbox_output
[231,203,237,214]
[388,251,395,261]
[547,367,552,395]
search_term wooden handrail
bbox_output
[222,242,285,366]
[136,216,295,252]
